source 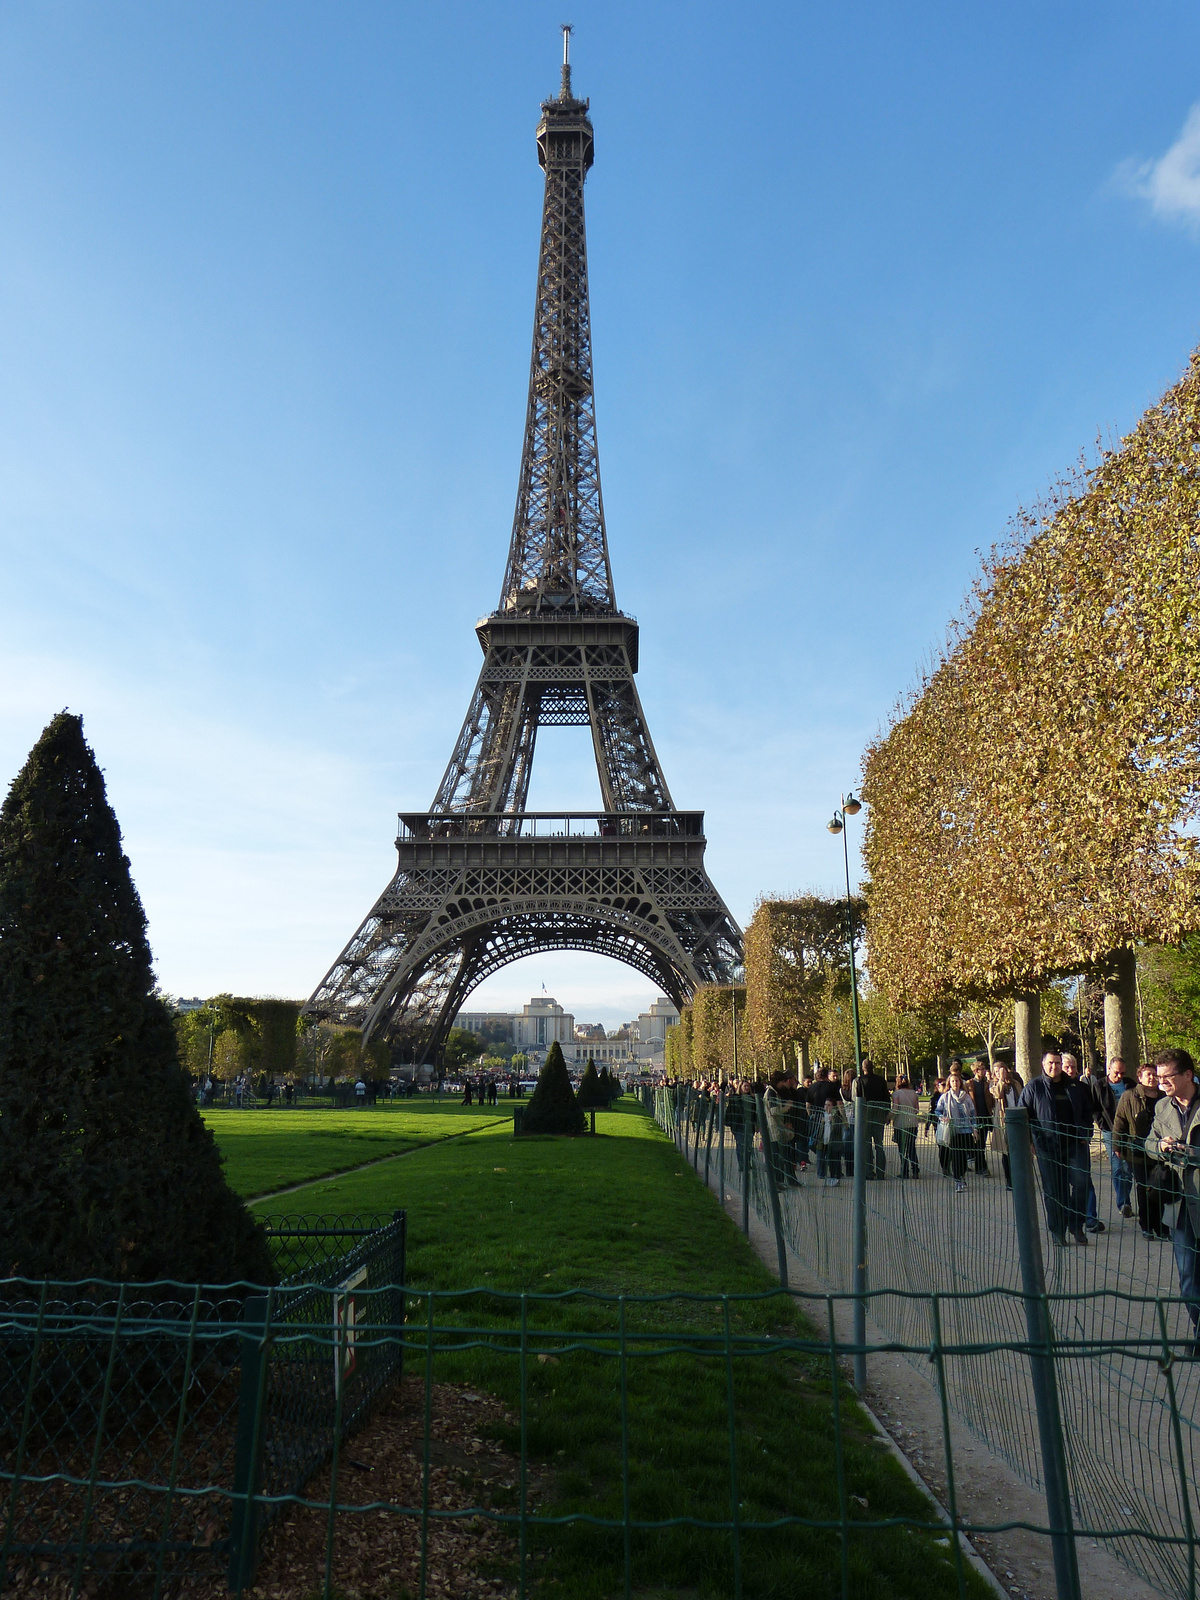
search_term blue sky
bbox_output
[2,2,1200,1027]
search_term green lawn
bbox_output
[257,1101,988,1599]
[202,1101,511,1198]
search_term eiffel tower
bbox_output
[305,32,743,1058]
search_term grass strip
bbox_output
[261,1101,991,1598]
[203,1102,512,1198]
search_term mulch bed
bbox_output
[5,1379,542,1600]
[203,1379,538,1600]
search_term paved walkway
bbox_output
[689,1119,1198,1600]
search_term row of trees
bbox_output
[173,998,394,1084]
[175,1004,542,1089]
[860,346,1200,1050]
[666,896,1200,1081]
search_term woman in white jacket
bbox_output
[937,1067,977,1192]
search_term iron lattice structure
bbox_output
[306,41,743,1058]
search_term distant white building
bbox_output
[453,1010,513,1039]
[513,997,575,1048]
[456,997,575,1050]
[568,999,679,1068]
[637,998,680,1044]
[569,1038,635,1065]
[455,995,677,1068]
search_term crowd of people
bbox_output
[461,1075,513,1105]
[679,1044,1200,1348]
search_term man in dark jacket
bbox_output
[807,1067,844,1105]
[853,1059,891,1179]
[1145,1047,1200,1345]
[724,1081,753,1173]
[1018,1050,1093,1245]
[1063,1054,1105,1235]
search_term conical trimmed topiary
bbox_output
[599,1065,620,1102]
[577,1056,606,1110]
[0,713,276,1286]
[521,1040,585,1135]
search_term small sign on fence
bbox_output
[333,1264,369,1394]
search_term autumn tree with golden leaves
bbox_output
[863,347,1200,1037]
[743,895,865,1073]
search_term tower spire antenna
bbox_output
[560,22,573,98]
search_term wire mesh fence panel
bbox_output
[655,1087,1200,1599]
[256,1215,405,1286]
[11,1273,1200,1600]
[0,1214,406,1596]
[0,1287,245,1593]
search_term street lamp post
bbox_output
[828,790,867,1393]
[827,793,863,1074]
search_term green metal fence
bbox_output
[660,1083,1200,1600]
[8,1272,1200,1600]
[10,1098,1200,1600]
[0,1212,404,1595]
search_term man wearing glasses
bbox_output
[1145,1048,1200,1348]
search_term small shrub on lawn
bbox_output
[522,1041,585,1135]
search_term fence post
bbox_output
[851,1087,868,1394]
[391,1209,407,1383]
[755,1093,789,1288]
[717,1089,726,1205]
[228,1293,270,1592]
[704,1096,715,1188]
[1006,1107,1081,1600]
[740,1096,752,1236]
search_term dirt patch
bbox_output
[6,1379,535,1600]
[212,1379,536,1600]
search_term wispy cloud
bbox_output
[1115,104,1200,226]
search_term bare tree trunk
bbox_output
[1014,993,1041,1081]
[1081,979,1099,1074]
[1102,948,1138,1068]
